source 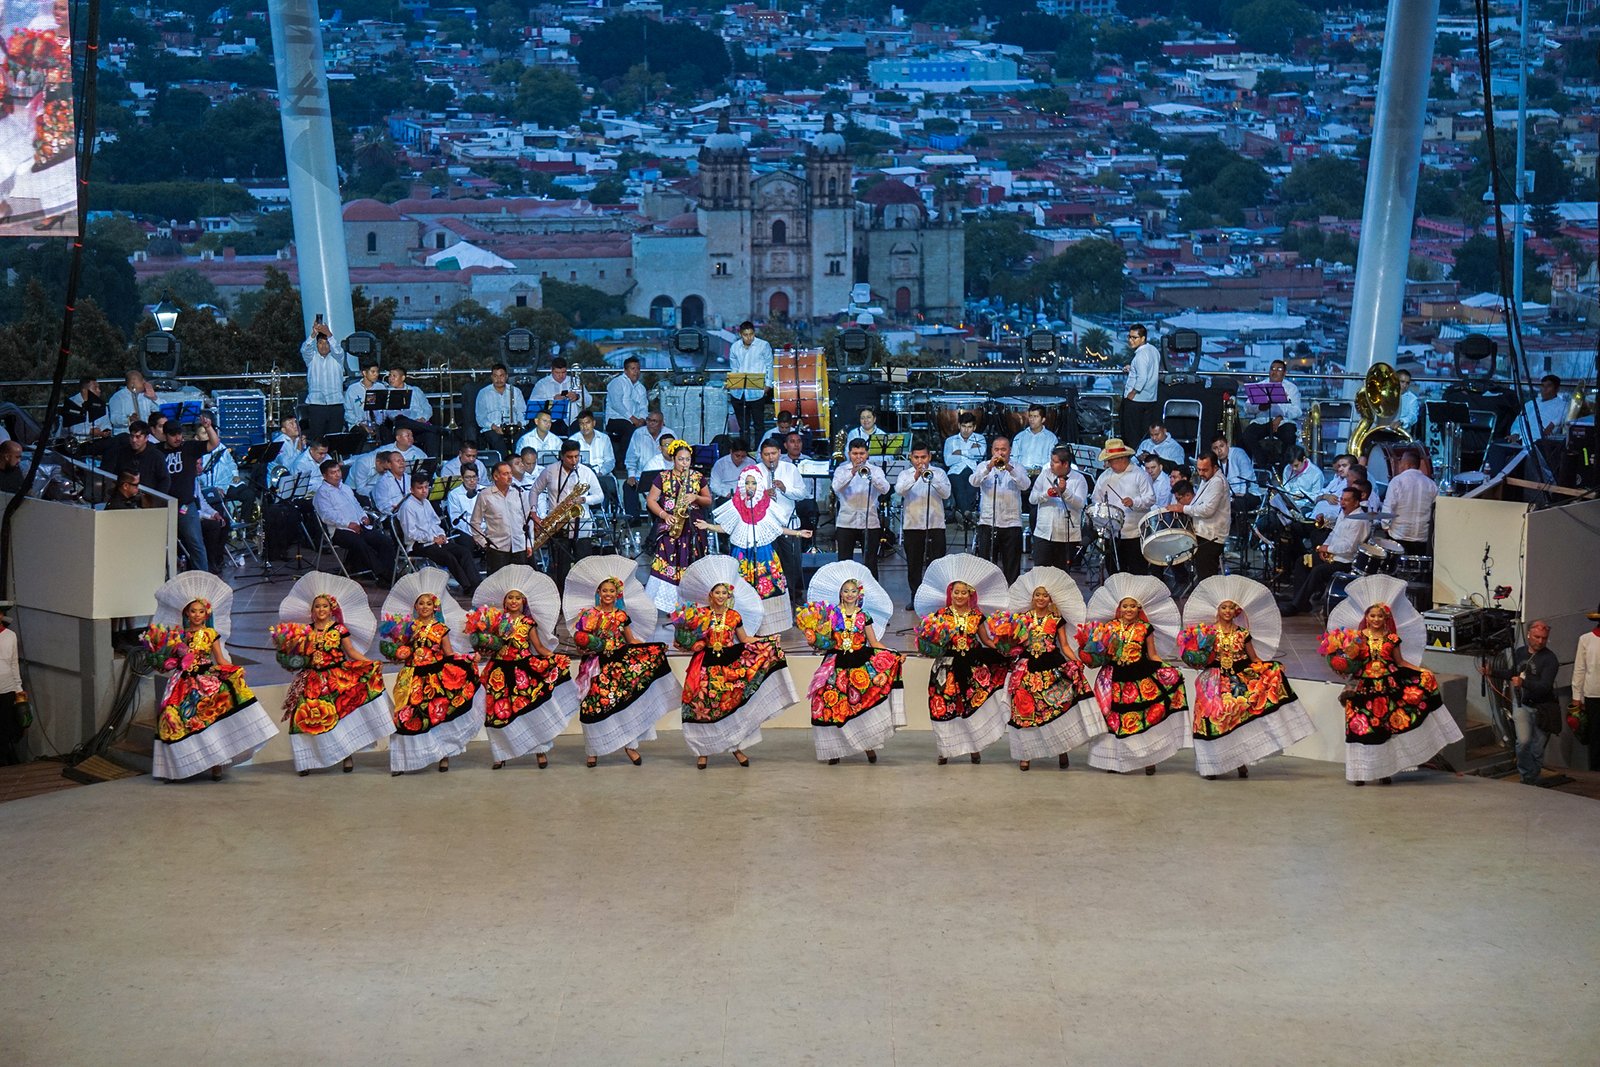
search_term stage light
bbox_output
[343,330,380,363]
[669,328,709,373]
[1453,333,1497,381]
[151,292,179,333]
[840,328,869,354]
[139,330,181,380]
[1164,328,1201,374]
[502,327,534,358]
[1026,329,1056,355]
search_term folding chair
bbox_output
[311,517,354,579]
[1161,399,1203,461]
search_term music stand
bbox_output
[1243,381,1291,408]
[324,430,366,458]
[365,389,409,421]
[160,400,204,426]
[429,474,461,503]
[240,441,281,468]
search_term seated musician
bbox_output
[445,466,484,551]
[1136,421,1185,466]
[1213,434,1257,511]
[942,411,985,518]
[1280,486,1369,616]
[710,440,750,502]
[474,363,527,454]
[1012,405,1058,479]
[1239,359,1303,465]
[623,412,674,518]
[343,359,382,445]
[763,410,810,452]
[514,410,562,460]
[782,431,820,535]
[379,366,437,450]
[399,473,478,596]
[845,407,887,448]
[312,459,398,586]
[567,409,615,477]
[529,357,591,435]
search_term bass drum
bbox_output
[1363,436,1433,481]
[771,346,831,440]
[931,392,994,438]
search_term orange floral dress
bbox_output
[156,627,257,744]
[1191,626,1297,742]
[807,608,902,726]
[481,615,572,728]
[393,620,480,736]
[1325,629,1444,745]
[283,623,387,737]
[1091,619,1188,738]
[675,607,787,724]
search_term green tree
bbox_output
[141,268,220,309]
[1450,234,1507,294]
[540,280,627,326]
[964,214,1037,297]
[0,237,142,332]
[1229,0,1319,55]
[514,66,584,128]
[1029,238,1128,314]
[1280,155,1366,218]
[574,16,731,85]
[87,215,150,257]
[1529,202,1561,240]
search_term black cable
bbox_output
[0,0,104,592]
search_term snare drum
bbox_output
[1352,541,1394,576]
[1086,501,1126,538]
[1139,511,1197,565]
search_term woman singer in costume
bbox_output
[1080,574,1190,775]
[143,572,278,782]
[913,555,1012,764]
[711,462,813,634]
[1179,575,1315,779]
[645,440,711,612]
[670,555,797,768]
[565,554,683,767]
[467,566,579,770]
[273,573,394,776]
[378,571,483,775]
[989,567,1103,771]
[1321,575,1461,785]
[798,560,904,764]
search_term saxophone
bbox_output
[666,471,695,538]
[531,483,585,549]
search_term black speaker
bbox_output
[831,381,889,435]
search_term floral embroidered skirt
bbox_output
[579,642,681,756]
[482,652,579,763]
[153,665,278,781]
[1087,659,1191,772]
[390,654,485,772]
[284,658,394,772]
[928,647,1010,758]
[1191,662,1315,776]
[734,544,793,635]
[1004,651,1104,762]
[1342,666,1461,782]
[810,646,905,760]
[681,640,796,756]
[647,527,707,612]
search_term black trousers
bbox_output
[1585,698,1600,771]
[302,403,344,442]
[1240,421,1296,469]
[1033,537,1078,571]
[948,472,977,515]
[332,526,397,582]
[413,539,478,593]
[480,430,513,455]
[1397,538,1430,557]
[974,525,1022,583]
[775,532,804,602]
[0,691,24,765]
[483,546,529,574]
[1109,537,1147,575]
[732,397,766,445]
[1288,560,1343,613]
[605,419,636,475]
[1192,537,1224,581]
[1122,399,1157,444]
[902,528,947,598]
[835,526,879,576]
[544,535,590,588]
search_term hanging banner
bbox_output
[0,2,78,236]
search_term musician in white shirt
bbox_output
[727,321,774,442]
[300,321,352,441]
[942,411,985,516]
[1383,450,1438,553]
[895,442,952,596]
[969,435,1031,583]
[1122,324,1160,441]
[1091,439,1155,575]
[832,439,890,576]
[474,364,527,453]
[623,413,674,517]
[107,369,159,434]
[380,366,437,451]
[1274,447,1325,519]
[1165,453,1230,580]
[845,407,888,449]
[471,460,531,573]
[566,409,616,476]
[343,359,381,434]
[755,440,807,599]
[439,443,489,483]
[1519,374,1569,442]
[1240,359,1303,462]
[369,451,409,516]
[445,466,484,545]
[710,441,752,499]
[528,358,591,434]
[312,459,397,585]
[1136,421,1185,466]
[1030,446,1087,570]
[1212,435,1257,509]
[1395,369,1420,432]
[530,441,606,586]
[604,356,649,466]
[398,473,478,595]
[1282,487,1369,615]
[1012,406,1058,476]
[514,410,562,460]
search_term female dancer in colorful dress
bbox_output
[991,567,1103,772]
[670,555,796,768]
[565,554,683,767]
[913,555,1012,765]
[1180,574,1315,779]
[799,560,904,764]
[467,566,579,770]
[645,440,711,612]
[711,462,813,634]
[144,572,277,781]
[379,571,483,775]
[1081,573,1190,775]
[273,573,393,776]
[1322,574,1461,785]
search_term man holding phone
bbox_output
[300,316,349,441]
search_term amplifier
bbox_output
[212,389,267,450]
[1422,604,1484,652]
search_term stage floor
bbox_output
[3,733,1597,1065]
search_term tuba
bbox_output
[531,483,585,549]
[1301,401,1322,466]
[1348,361,1410,456]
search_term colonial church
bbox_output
[629,115,965,329]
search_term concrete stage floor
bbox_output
[2,733,1597,1065]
